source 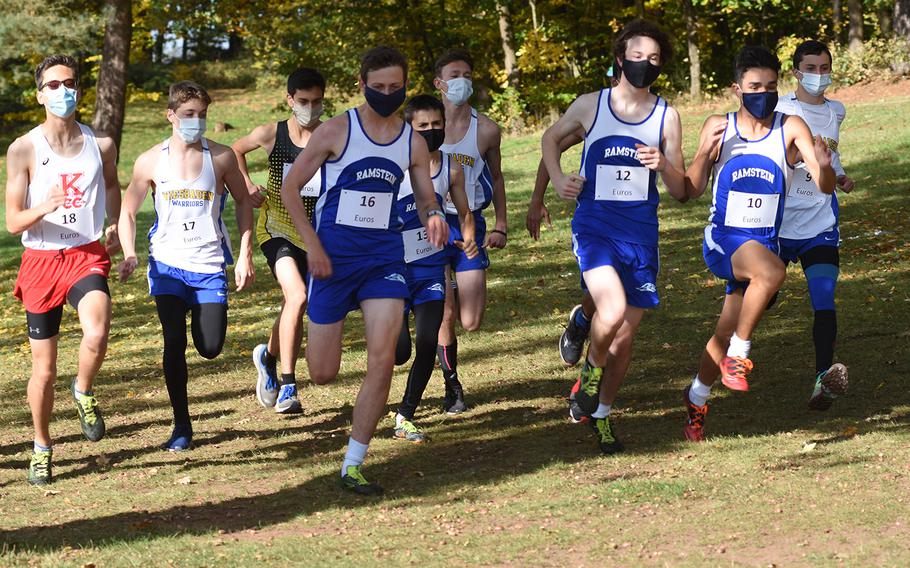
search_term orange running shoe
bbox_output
[683,386,708,442]
[720,356,753,391]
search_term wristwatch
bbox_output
[427,208,445,220]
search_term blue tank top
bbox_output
[314,108,412,263]
[573,89,668,246]
[396,152,449,268]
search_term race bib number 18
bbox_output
[335,189,392,229]
[595,164,649,201]
[724,190,780,229]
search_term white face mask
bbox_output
[798,71,832,96]
[176,117,206,144]
[443,77,473,106]
[292,102,323,127]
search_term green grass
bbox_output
[1,87,909,567]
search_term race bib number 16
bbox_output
[335,189,392,229]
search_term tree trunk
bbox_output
[896,0,910,39]
[496,1,519,87]
[833,0,841,33]
[92,0,132,153]
[878,3,892,37]
[529,0,538,31]
[681,0,701,101]
[636,0,645,17]
[848,0,864,50]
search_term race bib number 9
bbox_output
[282,162,321,198]
[159,215,219,248]
[402,226,442,263]
[335,189,392,229]
[724,190,780,229]
[788,166,825,205]
[595,164,649,201]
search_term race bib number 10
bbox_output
[724,190,780,229]
[335,189,392,229]
[595,164,649,201]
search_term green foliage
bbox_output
[830,37,910,84]
[488,86,526,134]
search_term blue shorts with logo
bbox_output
[405,264,446,311]
[307,257,409,324]
[147,258,228,305]
[446,211,490,273]
[572,232,660,309]
[703,227,779,294]
[778,228,840,264]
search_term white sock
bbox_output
[34,440,51,453]
[727,332,751,359]
[395,413,406,427]
[591,403,612,419]
[688,375,712,406]
[341,437,369,477]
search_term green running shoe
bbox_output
[71,378,105,442]
[589,416,623,455]
[575,361,603,415]
[808,363,849,411]
[394,419,427,443]
[340,465,384,496]
[28,449,52,486]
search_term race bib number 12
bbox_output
[595,164,649,201]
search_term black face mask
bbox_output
[620,59,662,88]
[364,85,406,117]
[418,128,446,152]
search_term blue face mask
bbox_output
[177,117,206,143]
[364,85,406,117]
[46,86,78,118]
[741,91,778,120]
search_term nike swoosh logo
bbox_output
[42,158,49,165]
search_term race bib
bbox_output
[402,226,442,263]
[335,189,392,229]
[47,184,98,243]
[595,164,649,201]
[724,190,780,229]
[158,215,219,248]
[282,163,321,198]
[788,166,825,205]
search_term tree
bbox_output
[92,0,132,152]
[681,0,701,100]
[847,0,863,50]
[896,0,910,39]
[496,1,519,87]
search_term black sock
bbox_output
[265,350,278,369]
[399,301,444,419]
[280,372,296,386]
[436,339,458,384]
[813,309,837,374]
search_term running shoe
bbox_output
[575,362,603,415]
[394,419,427,443]
[589,416,623,455]
[720,356,753,391]
[163,425,193,451]
[275,384,303,414]
[341,465,384,495]
[808,363,849,411]
[253,343,279,408]
[443,379,467,415]
[27,449,52,486]
[568,381,589,423]
[559,305,590,366]
[71,378,105,442]
[683,386,708,442]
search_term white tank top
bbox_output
[775,94,845,240]
[22,123,107,250]
[440,109,491,213]
[147,138,232,273]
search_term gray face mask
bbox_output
[292,102,323,127]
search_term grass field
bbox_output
[1,83,909,567]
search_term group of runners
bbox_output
[6,19,852,494]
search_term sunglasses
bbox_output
[41,79,77,90]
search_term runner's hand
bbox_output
[456,238,479,260]
[525,201,551,240]
[426,214,449,249]
[814,134,832,169]
[104,223,121,255]
[307,242,333,279]
[837,175,855,193]
[42,184,66,214]
[553,173,585,200]
[635,143,665,172]
[234,253,254,291]
[699,120,727,161]
[484,229,507,249]
[247,184,266,208]
[118,256,138,283]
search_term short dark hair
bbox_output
[733,46,781,83]
[168,81,212,110]
[404,95,445,124]
[613,19,673,67]
[434,49,474,77]
[359,46,408,82]
[287,67,326,95]
[35,54,79,88]
[793,40,833,71]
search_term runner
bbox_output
[281,47,448,494]
[541,20,687,454]
[393,94,478,443]
[776,40,852,410]
[6,54,121,485]
[232,68,326,414]
[682,46,835,441]
[119,81,255,451]
[433,49,508,414]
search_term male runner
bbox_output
[433,49,508,414]
[776,40,852,410]
[393,94,477,443]
[6,54,121,485]
[682,46,835,441]
[281,47,448,494]
[119,81,255,451]
[232,68,326,414]
[542,20,687,454]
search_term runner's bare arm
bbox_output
[117,148,156,281]
[97,135,122,253]
[527,130,584,239]
[448,162,478,259]
[541,92,597,200]
[479,116,507,249]
[786,115,835,195]
[5,137,65,234]
[218,145,255,291]
[410,131,448,249]
[685,114,728,200]
[231,123,276,207]
[638,105,686,202]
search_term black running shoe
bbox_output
[27,449,52,486]
[569,399,590,424]
[341,465,384,496]
[808,363,849,411]
[444,377,467,415]
[71,379,105,442]
[559,305,589,366]
[589,416,623,455]
[575,361,602,415]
